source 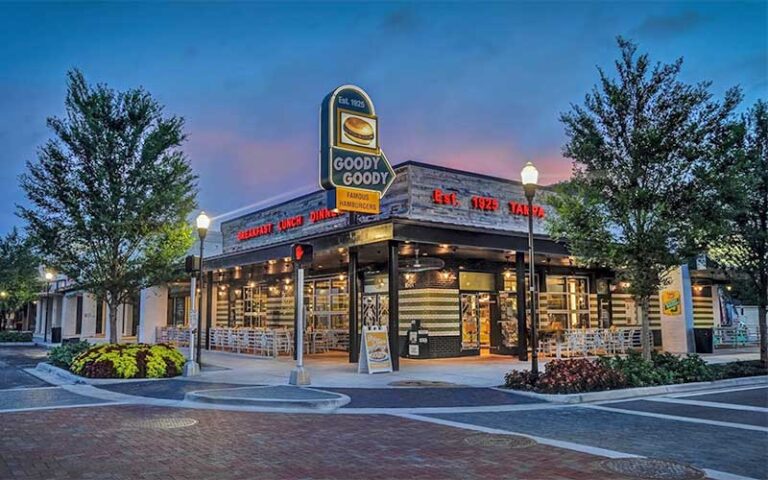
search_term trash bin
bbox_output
[693,328,713,354]
[51,327,62,344]
[417,328,430,358]
[407,321,421,358]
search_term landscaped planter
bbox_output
[503,352,767,399]
[46,342,186,379]
[70,343,186,379]
[498,375,768,403]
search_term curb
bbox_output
[0,342,36,347]
[29,362,87,385]
[495,375,768,404]
[184,386,351,411]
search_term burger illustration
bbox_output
[343,116,375,146]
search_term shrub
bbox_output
[70,343,185,379]
[48,340,91,368]
[0,331,33,342]
[710,361,767,380]
[598,351,675,387]
[505,358,626,394]
[505,352,766,394]
[652,351,715,383]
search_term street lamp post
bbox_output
[521,162,539,376]
[195,211,210,366]
[0,291,8,330]
[43,271,53,343]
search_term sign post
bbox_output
[183,275,200,377]
[320,85,395,214]
[289,244,313,386]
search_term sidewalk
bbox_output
[178,348,761,388]
[185,349,534,388]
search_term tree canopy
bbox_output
[709,99,768,366]
[19,70,197,342]
[0,228,40,329]
[547,38,741,358]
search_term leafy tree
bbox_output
[0,228,40,330]
[547,38,741,359]
[709,100,768,367]
[19,70,197,343]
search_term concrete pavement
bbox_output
[2,346,766,479]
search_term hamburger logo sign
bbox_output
[320,85,395,214]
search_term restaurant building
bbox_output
[31,161,732,366]
[138,161,729,370]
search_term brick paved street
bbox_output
[0,405,637,480]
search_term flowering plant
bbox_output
[505,358,626,394]
[70,343,185,379]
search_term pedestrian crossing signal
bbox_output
[292,244,313,265]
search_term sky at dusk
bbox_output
[0,1,765,234]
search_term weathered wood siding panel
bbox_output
[220,166,410,254]
[405,164,555,236]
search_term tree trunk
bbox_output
[108,299,119,344]
[759,276,767,368]
[640,296,652,361]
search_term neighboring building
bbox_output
[31,232,222,345]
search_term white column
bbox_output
[139,285,169,344]
[80,294,97,338]
[60,294,78,338]
[34,301,42,335]
[659,265,695,353]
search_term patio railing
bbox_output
[156,326,190,347]
[714,326,760,349]
[538,328,652,359]
[156,326,349,359]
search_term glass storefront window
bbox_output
[544,276,590,329]
[306,276,349,331]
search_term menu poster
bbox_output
[661,290,682,316]
[358,326,393,374]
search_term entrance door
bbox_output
[497,291,519,352]
[461,293,492,351]
[362,293,388,328]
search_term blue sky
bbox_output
[0,1,765,233]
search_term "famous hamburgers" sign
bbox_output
[320,85,395,214]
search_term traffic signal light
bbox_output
[292,244,313,266]
[185,255,200,273]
